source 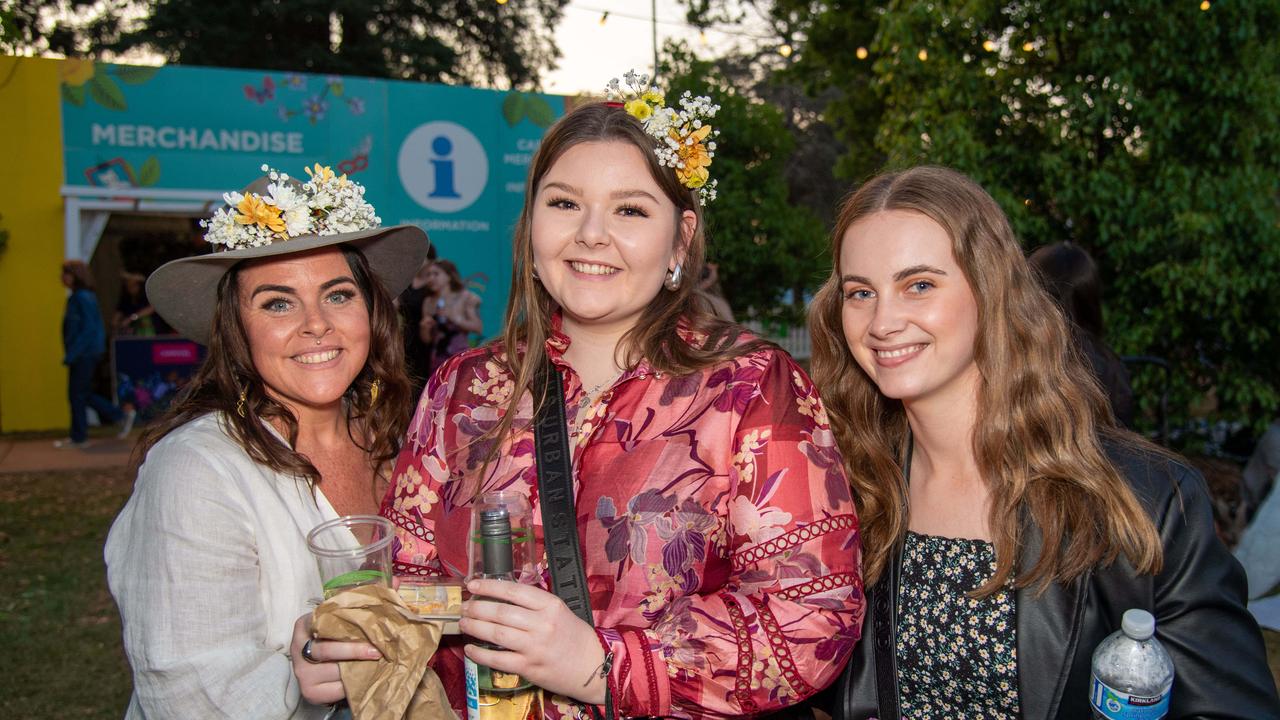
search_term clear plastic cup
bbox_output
[306,515,394,599]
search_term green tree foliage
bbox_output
[793,0,1280,431]
[0,1,130,56]
[664,44,828,323]
[4,0,567,89]
[680,0,874,199]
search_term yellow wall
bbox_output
[0,57,68,432]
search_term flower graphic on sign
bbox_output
[302,95,328,123]
[60,60,159,111]
[267,74,364,125]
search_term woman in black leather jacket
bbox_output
[807,166,1279,719]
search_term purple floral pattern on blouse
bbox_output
[381,321,864,718]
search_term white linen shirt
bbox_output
[105,413,338,719]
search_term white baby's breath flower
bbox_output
[282,206,312,236]
[268,182,304,211]
[200,164,381,250]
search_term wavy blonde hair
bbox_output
[808,166,1162,595]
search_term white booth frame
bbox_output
[60,185,224,261]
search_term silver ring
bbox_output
[301,638,320,664]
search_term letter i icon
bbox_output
[428,135,461,199]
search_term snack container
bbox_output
[398,577,464,633]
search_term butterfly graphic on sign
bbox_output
[244,76,275,104]
[337,136,373,176]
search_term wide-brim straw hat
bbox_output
[148,224,430,345]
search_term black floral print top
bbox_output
[895,531,1019,719]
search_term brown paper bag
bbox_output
[312,585,458,720]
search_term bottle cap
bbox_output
[477,507,514,576]
[1121,608,1155,640]
[478,507,511,540]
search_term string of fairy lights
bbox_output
[498,0,1217,63]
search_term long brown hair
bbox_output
[135,245,413,489]
[809,166,1162,594]
[486,102,767,462]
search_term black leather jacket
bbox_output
[831,443,1280,719]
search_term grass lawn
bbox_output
[0,467,1277,714]
[0,468,134,717]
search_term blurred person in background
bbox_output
[1234,419,1280,599]
[396,259,435,397]
[115,270,167,336]
[58,259,134,447]
[1241,419,1280,524]
[417,258,482,378]
[1029,241,1135,428]
[695,261,734,322]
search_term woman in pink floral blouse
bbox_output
[297,78,864,719]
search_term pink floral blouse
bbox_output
[381,325,864,718]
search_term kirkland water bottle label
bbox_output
[465,656,480,720]
[1090,676,1171,719]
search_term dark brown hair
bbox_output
[808,166,1162,594]
[432,259,466,293]
[1028,241,1105,337]
[135,245,413,490]
[485,102,767,462]
[62,260,95,291]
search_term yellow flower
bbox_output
[234,194,286,234]
[60,58,96,87]
[625,98,653,121]
[306,164,336,183]
[672,125,714,188]
[642,90,665,106]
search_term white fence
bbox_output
[743,320,812,360]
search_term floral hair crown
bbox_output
[606,71,720,206]
[199,163,381,250]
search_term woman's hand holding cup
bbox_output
[289,613,382,706]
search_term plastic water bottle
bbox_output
[1089,608,1175,719]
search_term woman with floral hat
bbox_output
[105,166,429,719]
[294,73,865,718]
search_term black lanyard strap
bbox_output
[533,361,595,626]
[533,360,614,719]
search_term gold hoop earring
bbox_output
[235,387,248,418]
[369,379,382,405]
